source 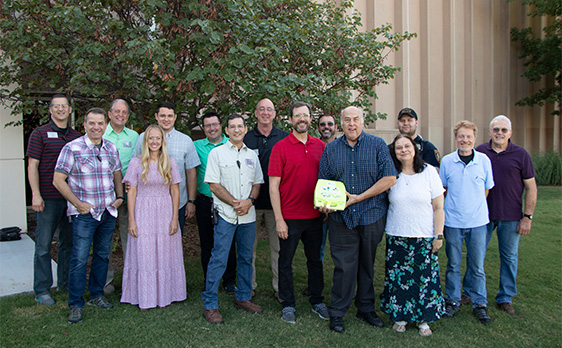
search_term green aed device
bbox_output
[314,179,347,211]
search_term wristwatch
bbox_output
[434,235,444,240]
[187,200,196,204]
[523,214,533,220]
[248,197,255,205]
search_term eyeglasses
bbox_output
[292,113,310,119]
[492,127,510,133]
[203,122,220,129]
[258,106,274,112]
[51,104,69,110]
[319,122,334,127]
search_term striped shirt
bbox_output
[318,131,397,229]
[133,128,200,208]
[26,120,82,200]
[55,135,122,220]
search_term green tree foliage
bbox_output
[510,0,561,116]
[0,0,415,132]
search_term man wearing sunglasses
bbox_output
[317,115,338,145]
[471,115,537,316]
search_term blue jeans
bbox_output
[33,199,72,296]
[486,221,520,304]
[319,222,328,262]
[68,210,116,309]
[444,225,488,307]
[202,216,255,310]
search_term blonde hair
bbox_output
[453,120,477,137]
[140,125,173,184]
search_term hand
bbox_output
[431,239,443,253]
[124,182,131,193]
[128,219,138,238]
[32,195,45,213]
[276,220,289,240]
[232,199,252,216]
[76,201,94,215]
[517,218,532,235]
[317,205,336,214]
[322,213,329,224]
[111,198,124,208]
[169,218,179,236]
[345,191,360,208]
[186,202,196,219]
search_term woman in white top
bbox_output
[380,134,445,336]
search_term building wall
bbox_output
[353,0,560,154]
[0,103,27,231]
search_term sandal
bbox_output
[417,322,432,337]
[392,321,407,333]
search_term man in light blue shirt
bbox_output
[133,102,200,233]
[439,120,494,324]
[103,99,139,294]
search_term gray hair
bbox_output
[489,115,512,130]
[109,99,130,114]
[340,106,364,124]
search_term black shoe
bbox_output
[330,316,345,333]
[356,311,384,328]
[223,283,236,295]
[443,302,460,318]
[473,305,492,324]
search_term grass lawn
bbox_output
[1,187,560,348]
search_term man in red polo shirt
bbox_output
[269,101,328,324]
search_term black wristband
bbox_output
[187,200,196,204]
[116,196,125,201]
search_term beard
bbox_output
[294,121,310,133]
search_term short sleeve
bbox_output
[521,149,535,179]
[483,155,495,189]
[253,152,265,184]
[54,143,73,175]
[26,129,43,160]
[131,132,143,158]
[268,142,283,177]
[170,157,182,185]
[184,138,201,170]
[376,138,398,178]
[427,165,445,199]
[439,158,448,187]
[204,149,220,184]
[123,157,140,186]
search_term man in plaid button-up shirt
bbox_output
[54,108,124,323]
[318,106,397,333]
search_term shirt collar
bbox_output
[342,131,365,148]
[227,139,248,151]
[49,119,68,133]
[84,135,105,149]
[485,139,513,153]
[453,149,480,164]
[203,134,228,146]
[106,123,133,136]
[288,130,309,144]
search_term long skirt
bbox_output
[380,235,445,323]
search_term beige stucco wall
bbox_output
[351,0,560,155]
[0,104,27,231]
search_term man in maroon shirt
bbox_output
[27,94,82,305]
[472,115,537,315]
[269,101,329,324]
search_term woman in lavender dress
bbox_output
[121,125,186,309]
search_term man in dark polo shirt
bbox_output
[27,94,82,305]
[397,107,440,168]
[269,101,328,324]
[244,98,288,299]
[318,106,397,333]
[473,115,537,316]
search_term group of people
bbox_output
[28,94,536,335]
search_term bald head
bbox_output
[255,98,276,127]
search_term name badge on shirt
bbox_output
[47,132,58,139]
[123,141,132,148]
[245,158,255,167]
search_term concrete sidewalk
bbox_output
[0,234,57,297]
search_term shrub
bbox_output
[532,151,562,186]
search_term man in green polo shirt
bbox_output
[194,112,236,294]
[103,99,139,294]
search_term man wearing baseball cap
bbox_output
[397,108,441,167]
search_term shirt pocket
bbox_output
[78,158,95,173]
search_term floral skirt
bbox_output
[380,235,445,323]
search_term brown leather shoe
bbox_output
[497,302,515,315]
[203,309,224,324]
[459,294,472,305]
[234,300,264,313]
